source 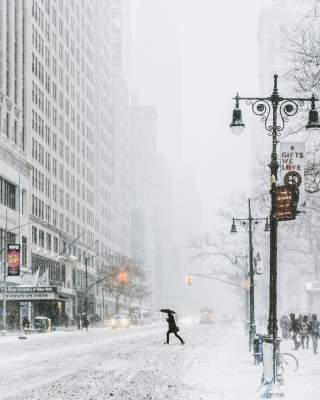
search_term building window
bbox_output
[0,176,16,210]
[46,233,51,251]
[53,236,59,253]
[0,229,16,252]
[22,236,27,267]
[39,229,44,247]
[32,226,37,244]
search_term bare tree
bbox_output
[98,260,149,314]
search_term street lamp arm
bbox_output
[234,95,318,103]
[188,272,246,289]
[59,230,86,257]
[233,217,268,222]
[87,275,110,291]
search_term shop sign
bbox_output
[276,186,295,221]
[7,244,21,276]
[280,142,305,207]
[1,286,58,301]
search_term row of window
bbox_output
[31,52,44,85]
[32,24,45,58]
[32,0,45,32]
[31,194,45,219]
[31,253,62,286]
[32,226,58,253]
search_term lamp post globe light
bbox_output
[231,198,269,353]
[230,74,320,392]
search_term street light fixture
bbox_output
[230,74,319,392]
[306,94,320,131]
[231,198,268,353]
[230,218,237,234]
[230,95,245,135]
[264,218,270,232]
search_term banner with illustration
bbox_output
[7,244,21,276]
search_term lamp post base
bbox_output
[1,330,7,337]
[266,383,285,398]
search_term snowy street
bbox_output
[0,322,317,400]
[0,323,258,400]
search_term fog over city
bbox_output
[1,0,320,399]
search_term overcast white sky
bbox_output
[131,0,273,229]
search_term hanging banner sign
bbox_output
[7,244,21,276]
[280,142,305,208]
[276,186,295,221]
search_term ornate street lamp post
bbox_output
[230,74,320,390]
[231,198,269,352]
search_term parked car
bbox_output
[199,308,215,324]
[129,313,141,326]
[110,313,130,329]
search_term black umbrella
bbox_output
[160,309,176,314]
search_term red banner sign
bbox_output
[276,186,295,221]
[7,244,21,276]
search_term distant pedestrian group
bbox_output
[280,313,320,354]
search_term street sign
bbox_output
[276,186,295,221]
[280,142,305,208]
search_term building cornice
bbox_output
[0,138,31,177]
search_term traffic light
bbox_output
[242,279,251,290]
[186,274,193,286]
[117,271,128,285]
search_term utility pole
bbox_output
[248,199,256,352]
[2,208,7,335]
[231,199,268,351]
[85,255,88,321]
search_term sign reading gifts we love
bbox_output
[280,142,305,208]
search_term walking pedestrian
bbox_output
[22,316,30,333]
[309,314,320,354]
[300,315,310,349]
[280,314,290,340]
[82,316,89,331]
[164,312,184,345]
[290,313,301,350]
[77,314,81,330]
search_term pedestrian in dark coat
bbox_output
[82,317,89,331]
[22,316,30,332]
[290,313,301,350]
[165,312,184,345]
[280,315,290,340]
[300,315,310,349]
[309,314,320,354]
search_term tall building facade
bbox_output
[24,0,98,319]
[111,0,132,258]
[0,0,164,326]
[130,105,157,299]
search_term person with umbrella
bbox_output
[160,309,185,345]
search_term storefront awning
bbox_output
[0,286,73,302]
